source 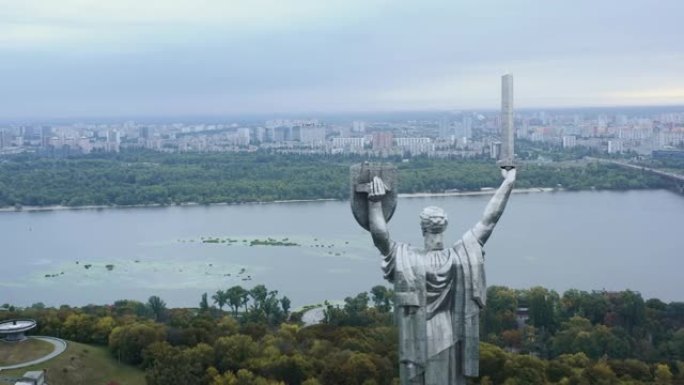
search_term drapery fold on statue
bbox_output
[384,242,428,384]
[383,229,486,382]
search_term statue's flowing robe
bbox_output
[383,230,486,385]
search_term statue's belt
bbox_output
[395,292,420,307]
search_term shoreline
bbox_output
[0,198,339,213]
[399,187,557,198]
[0,186,608,213]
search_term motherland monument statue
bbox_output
[350,75,517,385]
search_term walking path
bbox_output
[0,336,67,370]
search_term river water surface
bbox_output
[1,190,682,307]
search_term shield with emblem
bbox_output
[350,162,398,231]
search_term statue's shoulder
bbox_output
[461,229,484,248]
[451,237,466,253]
[390,242,424,265]
[392,241,419,253]
[451,230,483,257]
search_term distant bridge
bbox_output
[591,158,684,194]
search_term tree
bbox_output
[370,286,392,313]
[320,351,380,385]
[258,352,313,385]
[213,334,259,373]
[144,342,203,385]
[654,363,673,384]
[147,295,168,322]
[280,296,291,316]
[480,343,508,385]
[551,316,598,357]
[546,360,574,383]
[211,369,284,385]
[582,361,618,385]
[582,292,610,325]
[213,290,228,312]
[615,290,645,332]
[503,353,548,385]
[217,316,239,335]
[341,292,372,326]
[262,290,283,324]
[113,299,149,318]
[525,286,559,332]
[608,359,651,382]
[62,313,96,342]
[560,289,584,318]
[483,286,518,335]
[344,292,369,314]
[92,316,117,344]
[226,286,248,316]
[199,293,210,313]
[109,322,166,365]
[667,329,684,360]
[249,285,269,311]
[241,290,251,313]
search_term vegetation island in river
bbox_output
[201,237,300,247]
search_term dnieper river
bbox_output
[1,190,682,307]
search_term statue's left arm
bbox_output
[471,168,516,245]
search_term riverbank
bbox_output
[0,187,560,213]
[399,187,557,198]
[0,198,339,213]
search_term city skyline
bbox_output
[1,0,683,119]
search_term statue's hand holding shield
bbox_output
[368,176,389,202]
[350,162,397,231]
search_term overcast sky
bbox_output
[1,0,683,119]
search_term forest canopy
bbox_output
[0,151,672,208]
[2,284,684,385]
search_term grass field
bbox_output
[0,338,55,366]
[2,341,145,385]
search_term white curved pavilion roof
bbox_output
[0,320,37,333]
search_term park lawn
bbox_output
[2,341,145,385]
[0,338,54,366]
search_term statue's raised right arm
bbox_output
[367,176,392,256]
[471,168,516,245]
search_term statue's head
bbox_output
[420,206,448,234]
[420,206,447,251]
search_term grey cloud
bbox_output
[1,0,683,118]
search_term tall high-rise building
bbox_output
[41,126,52,147]
[293,125,326,145]
[372,131,394,151]
[438,116,451,139]
[237,127,251,146]
[500,73,514,166]
[608,140,623,154]
[140,126,150,140]
[0,129,8,149]
[106,130,121,153]
[273,126,291,142]
[562,135,577,148]
[490,141,502,159]
[462,116,472,140]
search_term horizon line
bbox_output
[2,103,684,124]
